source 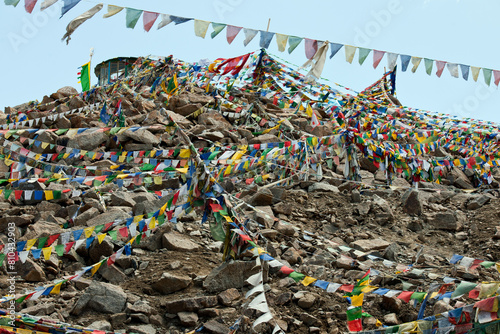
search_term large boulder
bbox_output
[67,130,107,151]
[203,260,256,293]
[71,281,127,315]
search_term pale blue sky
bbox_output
[1,0,499,123]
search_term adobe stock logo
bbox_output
[354,0,403,46]
[213,0,244,20]
[7,2,61,53]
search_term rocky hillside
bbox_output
[1,51,499,334]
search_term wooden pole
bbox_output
[266,18,271,32]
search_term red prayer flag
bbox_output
[143,11,159,32]
[25,0,37,13]
[397,291,414,303]
[304,38,318,59]
[280,266,294,275]
[226,25,242,44]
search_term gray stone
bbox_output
[161,232,200,252]
[127,325,157,334]
[203,260,256,293]
[217,288,241,306]
[466,195,490,210]
[73,207,100,226]
[14,258,45,282]
[88,320,112,331]
[162,296,218,313]
[120,129,160,145]
[350,238,390,252]
[86,209,130,227]
[67,130,107,151]
[203,320,230,334]
[247,188,273,206]
[384,313,399,325]
[151,272,192,294]
[71,281,127,315]
[111,192,137,207]
[249,134,280,144]
[308,182,340,193]
[402,190,422,215]
[274,221,296,237]
[297,294,316,309]
[177,312,198,327]
[425,211,458,231]
[89,237,114,262]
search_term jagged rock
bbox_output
[249,134,280,144]
[162,296,218,313]
[127,325,156,334]
[86,209,130,227]
[274,221,296,237]
[217,288,241,306]
[151,272,192,294]
[71,281,127,315]
[161,232,200,252]
[384,313,399,325]
[88,320,112,331]
[466,195,490,210]
[110,192,137,207]
[350,238,390,252]
[204,320,230,334]
[177,312,198,327]
[433,300,454,314]
[448,168,474,189]
[402,189,422,215]
[67,130,107,150]
[247,188,273,206]
[203,260,256,293]
[89,237,115,262]
[74,207,100,226]
[297,294,316,309]
[425,211,459,231]
[119,129,160,145]
[308,182,339,193]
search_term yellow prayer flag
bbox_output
[42,247,52,260]
[91,261,103,276]
[178,149,191,158]
[149,217,156,230]
[97,234,106,244]
[45,191,54,200]
[134,215,144,223]
[351,293,364,307]
[154,176,163,185]
[50,282,62,295]
[84,226,95,238]
[301,276,317,286]
[26,239,37,251]
[306,103,313,117]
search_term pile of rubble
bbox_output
[1,51,500,334]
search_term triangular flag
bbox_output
[194,19,211,38]
[60,0,82,18]
[344,45,357,64]
[493,70,500,86]
[304,38,318,59]
[435,60,446,77]
[411,57,422,73]
[243,28,258,46]
[329,43,343,59]
[424,58,433,75]
[358,47,371,65]
[40,0,57,10]
[5,0,21,6]
[211,22,226,39]
[51,282,63,295]
[447,63,459,78]
[260,31,274,49]
[471,66,481,82]
[373,50,385,69]
[460,64,470,81]
[42,247,52,260]
[400,54,411,72]
[483,68,492,86]
[226,25,242,44]
[157,14,172,29]
[103,5,123,18]
[288,36,303,54]
[275,33,288,52]
[143,11,159,32]
[125,8,143,29]
[25,0,37,13]
[311,112,320,129]
[387,53,398,70]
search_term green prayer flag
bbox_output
[126,8,143,29]
[209,220,226,242]
[451,281,477,298]
[55,244,64,257]
[346,306,363,321]
[79,62,91,92]
[410,291,427,302]
[481,261,495,268]
[289,271,305,282]
[211,23,226,39]
[0,253,5,267]
[16,295,28,304]
[4,189,12,200]
[424,58,433,75]
[358,48,371,65]
[108,230,118,240]
[38,237,48,249]
[483,68,492,86]
[53,190,62,200]
[94,225,104,234]
[4,0,21,6]
[288,36,303,54]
